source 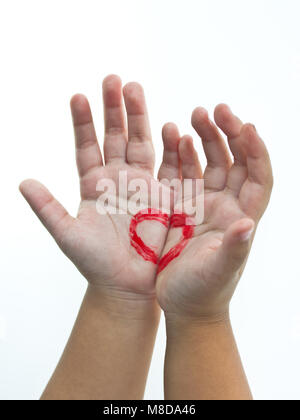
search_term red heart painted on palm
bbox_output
[129,209,169,265]
[129,209,194,273]
[157,213,194,274]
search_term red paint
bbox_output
[157,213,194,274]
[130,209,195,273]
[129,209,169,264]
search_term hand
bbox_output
[20,75,169,301]
[156,104,273,319]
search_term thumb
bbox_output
[216,218,255,274]
[19,179,74,244]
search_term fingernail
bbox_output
[240,228,254,242]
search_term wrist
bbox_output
[165,310,231,341]
[85,284,161,323]
[163,310,252,401]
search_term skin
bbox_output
[157,105,273,399]
[20,75,166,399]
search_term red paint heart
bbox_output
[129,209,194,273]
[157,213,194,274]
[129,209,169,265]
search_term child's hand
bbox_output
[157,104,273,319]
[20,75,169,301]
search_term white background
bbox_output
[0,0,299,400]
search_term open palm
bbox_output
[157,105,273,317]
[20,75,170,298]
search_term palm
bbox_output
[156,105,273,316]
[66,163,169,293]
[158,191,246,307]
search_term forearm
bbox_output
[164,314,252,400]
[41,285,160,400]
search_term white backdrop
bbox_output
[1,0,299,400]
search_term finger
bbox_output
[214,104,243,139]
[243,124,273,187]
[71,94,103,178]
[191,107,231,191]
[239,124,273,219]
[178,135,203,180]
[123,82,155,173]
[19,179,74,245]
[158,123,181,182]
[215,218,255,274]
[103,74,127,164]
[214,104,247,195]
